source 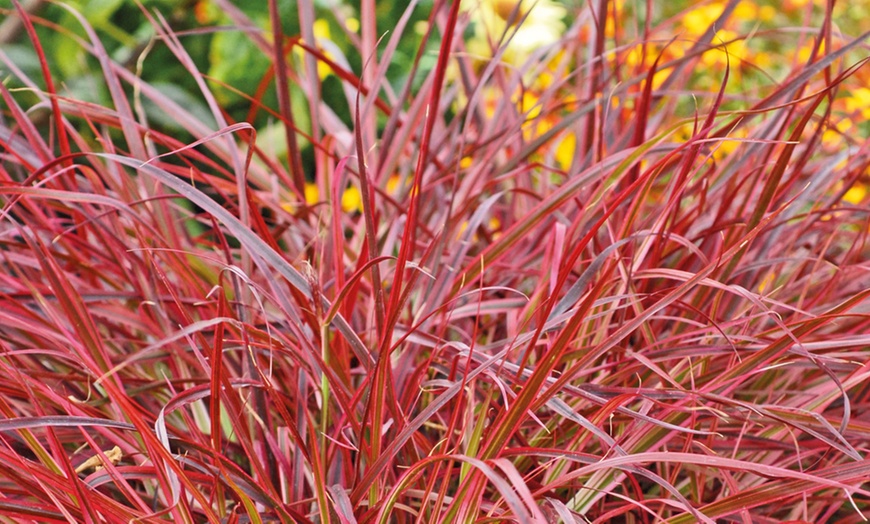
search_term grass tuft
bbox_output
[0,0,869,522]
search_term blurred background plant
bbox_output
[3,0,867,189]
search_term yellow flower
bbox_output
[732,0,757,20]
[752,50,773,69]
[843,184,867,205]
[701,29,747,69]
[844,88,870,119]
[456,216,502,241]
[341,185,363,213]
[345,17,360,33]
[304,182,319,205]
[291,18,337,80]
[555,133,575,171]
[313,18,330,40]
[681,2,725,36]
[464,0,567,65]
[675,123,696,143]
[758,5,777,21]
[279,182,319,214]
[386,175,403,195]
[623,44,680,90]
[796,39,826,64]
[821,118,853,147]
[785,0,825,9]
[518,90,552,141]
[491,0,521,20]
[285,183,364,213]
[713,126,747,161]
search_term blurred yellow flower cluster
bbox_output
[518,89,578,170]
[463,0,568,65]
[282,174,413,216]
[617,0,770,90]
[280,183,362,215]
[460,0,575,171]
[303,183,361,213]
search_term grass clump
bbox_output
[0,0,869,522]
